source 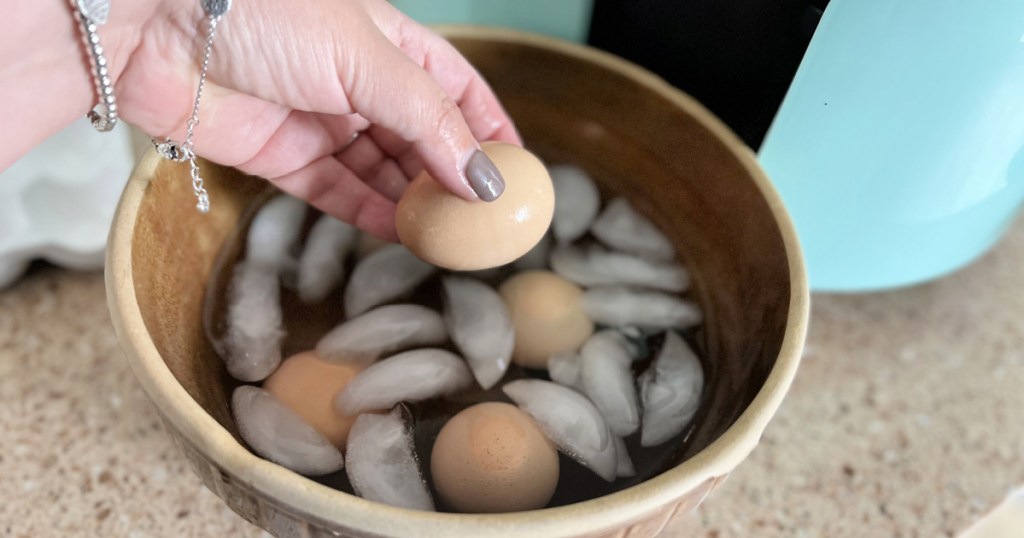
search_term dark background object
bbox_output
[588,0,828,149]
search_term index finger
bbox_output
[366,2,521,146]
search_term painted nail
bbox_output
[466,150,505,202]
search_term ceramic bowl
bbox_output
[105,27,808,538]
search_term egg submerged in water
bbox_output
[396,142,555,271]
[262,351,363,449]
[430,402,559,513]
[499,269,594,369]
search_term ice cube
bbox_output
[582,286,702,330]
[614,326,649,360]
[232,386,344,476]
[547,351,582,391]
[334,349,473,415]
[246,195,308,272]
[316,304,447,364]
[550,165,600,244]
[613,435,635,478]
[345,407,434,510]
[550,244,688,292]
[639,331,705,447]
[344,244,436,316]
[221,261,285,382]
[590,197,675,261]
[513,232,552,271]
[579,331,640,436]
[297,215,357,304]
[442,276,514,389]
[502,379,617,482]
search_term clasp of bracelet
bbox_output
[153,138,189,162]
[152,138,210,213]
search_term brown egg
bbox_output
[262,351,362,449]
[499,270,594,369]
[396,142,555,271]
[431,402,559,513]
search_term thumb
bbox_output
[343,33,506,202]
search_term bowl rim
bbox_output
[106,25,808,538]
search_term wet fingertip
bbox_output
[465,149,505,202]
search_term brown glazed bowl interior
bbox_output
[106,27,808,538]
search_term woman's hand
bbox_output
[124,0,520,238]
[4,0,519,239]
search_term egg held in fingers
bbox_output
[396,142,555,271]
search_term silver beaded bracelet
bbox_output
[71,0,118,132]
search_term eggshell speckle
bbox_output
[430,402,559,513]
[396,142,554,271]
[262,351,362,449]
[499,270,594,369]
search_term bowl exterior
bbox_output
[168,419,725,538]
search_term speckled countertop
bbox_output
[1,217,1023,538]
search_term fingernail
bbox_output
[466,150,505,202]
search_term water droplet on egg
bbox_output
[396,142,554,271]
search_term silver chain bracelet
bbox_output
[71,0,118,132]
[153,0,233,214]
